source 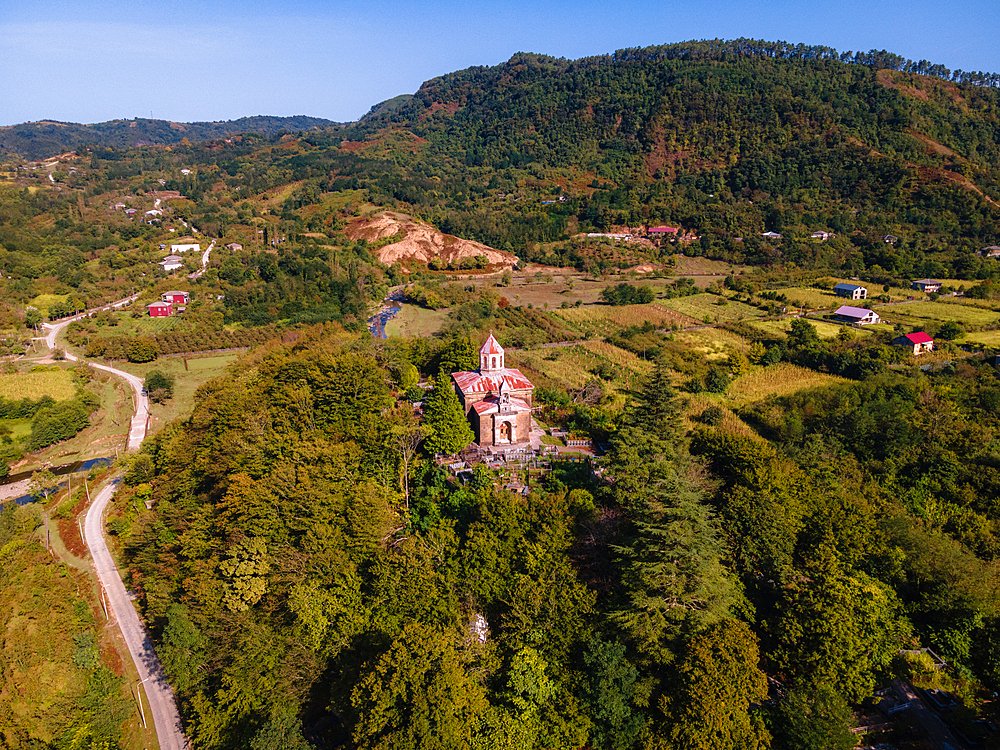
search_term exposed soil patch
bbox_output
[908,131,958,158]
[420,102,462,120]
[877,69,930,100]
[345,212,518,270]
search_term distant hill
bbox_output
[0,115,340,160]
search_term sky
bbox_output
[1,0,999,126]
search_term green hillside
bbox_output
[0,115,340,160]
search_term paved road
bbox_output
[894,679,962,749]
[45,296,185,747]
[85,481,187,750]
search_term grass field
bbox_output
[748,317,857,340]
[115,353,239,434]
[683,394,762,439]
[28,294,69,317]
[0,368,76,401]
[552,303,697,335]
[671,328,751,360]
[961,330,1000,346]
[580,340,655,375]
[384,304,449,338]
[874,300,1000,328]
[724,364,849,407]
[657,293,765,323]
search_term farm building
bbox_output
[147,301,173,317]
[811,231,835,240]
[161,290,189,304]
[171,242,201,254]
[761,231,783,239]
[159,255,184,272]
[884,234,899,244]
[452,334,535,448]
[912,279,942,293]
[834,305,881,326]
[833,283,868,300]
[648,226,679,235]
[893,331,934,355]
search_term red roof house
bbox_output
[893,331,934,355]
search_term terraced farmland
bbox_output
[657,293,765,323]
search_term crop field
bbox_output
[95,311,183,337]
[509,342,651,405]
[724,364,849,407]
[748,317,857,340]
[552,303,697,335]
[580,340,654,375]
[0,368,75,401]
[874,300,1000,327]
[384,304,448,338]
[657,293,765,323]
[28,294,69,317]
[671,328,750,360]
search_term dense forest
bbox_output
[0,116,339,162]
[110,325,1000,749]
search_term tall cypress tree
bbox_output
[422,374,475,455]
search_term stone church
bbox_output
[452,334,534,446]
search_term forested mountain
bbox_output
[0,115,339,160]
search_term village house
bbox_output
[761,231,783,239]
[912,279,942,293]
[893,331,934,355]
[648,226,679,236]
[834,283,868,300]
[161,290,189,305]
[225,242,244,251]
[884,234,899,245]
[452,335,534,447]
[147,301,173,317]
[979,245,1000,258]
[159,255,184,272]
[811,231,835,240]
[834,305,881,326]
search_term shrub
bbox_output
[127,338,159,363]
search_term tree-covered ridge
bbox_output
[113,325,1000,749]
[0,115,340,161]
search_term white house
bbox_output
[833,283,868,300]
[170,243,201,254]
[159,255,184,272]
[834,305,881,326]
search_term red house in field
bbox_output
[147,301,173,317]
[161,290,189,305]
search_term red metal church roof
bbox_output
[453,369,534,395]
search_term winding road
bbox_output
[44,296,187,748]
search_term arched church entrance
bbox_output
[499,421,512,443]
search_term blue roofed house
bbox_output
[834,305,881,326]
[833,283,868,300]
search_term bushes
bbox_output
[600,283,655,306]
[27,398,94,450]
[144,371,175,403]
[126,338,159,363]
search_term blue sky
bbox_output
[1,0,998,126]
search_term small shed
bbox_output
[834,305,881,326]
[147,301,173,317]
[894,331,934,355]
[834,283,868,300]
